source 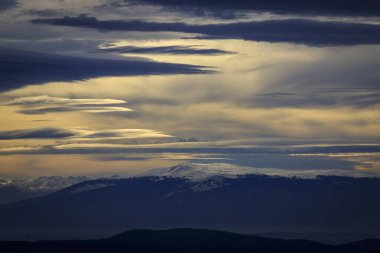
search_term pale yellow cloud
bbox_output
[0,39,379,178]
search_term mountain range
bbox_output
[0,176,89,204]
[0,163,379,242]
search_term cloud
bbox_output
[128,0,380,17]
[244,90,380,108]
[0,48,211,92]
[6,43,378,142]
[5,96,133,114]
[0,128,77,140]
[17,106,133,114]
[6,96,128,106]
[82,129,173,139]
[96,155,150,161]
[1,141,380,155]
[32,15,380,46]
[0,127,172,140]
[5,96,127,105]
[21,8,64,17]
[98,45,234,55]
[0,39,103,55]
[0,0,17,12]
[95,152,359,173]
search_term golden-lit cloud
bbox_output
[0,4,379,179]
[3,95,133,114]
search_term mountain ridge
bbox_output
[0,176,90,204]
[1,228,379,253]
[0,174,380,242]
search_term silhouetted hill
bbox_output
[0,228,379,253]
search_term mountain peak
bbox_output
[139,162,255,181]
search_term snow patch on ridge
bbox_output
[0,176,90,191]
[70,182,115,194]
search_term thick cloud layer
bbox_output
[98,45,234,55]
[129,0,380,17]
[0,140,379,155]
[6,96,133,114]
[0,0,17,12]
[1,0,379,179]
[0,48,210,92]
[0,127,171,140]
[0,128,75,140]
[32,16,380,46]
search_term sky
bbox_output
[0,0,379,179]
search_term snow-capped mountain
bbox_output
[0,162,371,205]
[0,178,12,188]
[0,176,90,204]
[139,163,258,181]
[11,176,90,192]
[1,174,380,242]
[139,162,368,181]
[0,176,90,192]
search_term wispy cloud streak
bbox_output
[32,15,380,46]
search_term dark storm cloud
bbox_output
[129,0,380,17]
[0,48,211,92]
[98,45,234,55]
[0,0,17,12]
[32,15,380,46]
[0,128,76,140]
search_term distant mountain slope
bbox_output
[0,228,379,253]
[139,162,256,180]
[139,162,370,180]
[0,176,89,204]
[0,168,379,241]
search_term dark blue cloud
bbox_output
[129,0,380,17]
[0,48,211,92]
[16,105,132,115]
[3,144,380,155]
[0,128,76,140]
[0,128,169,140]
[32,15,380,46]
[96,155,150,161]
[238,90,380,108]
[197,154,356,171]
[21,8,64,17]
[16,107,78,114]
[0,0,17,12]
[98,45,234,55]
